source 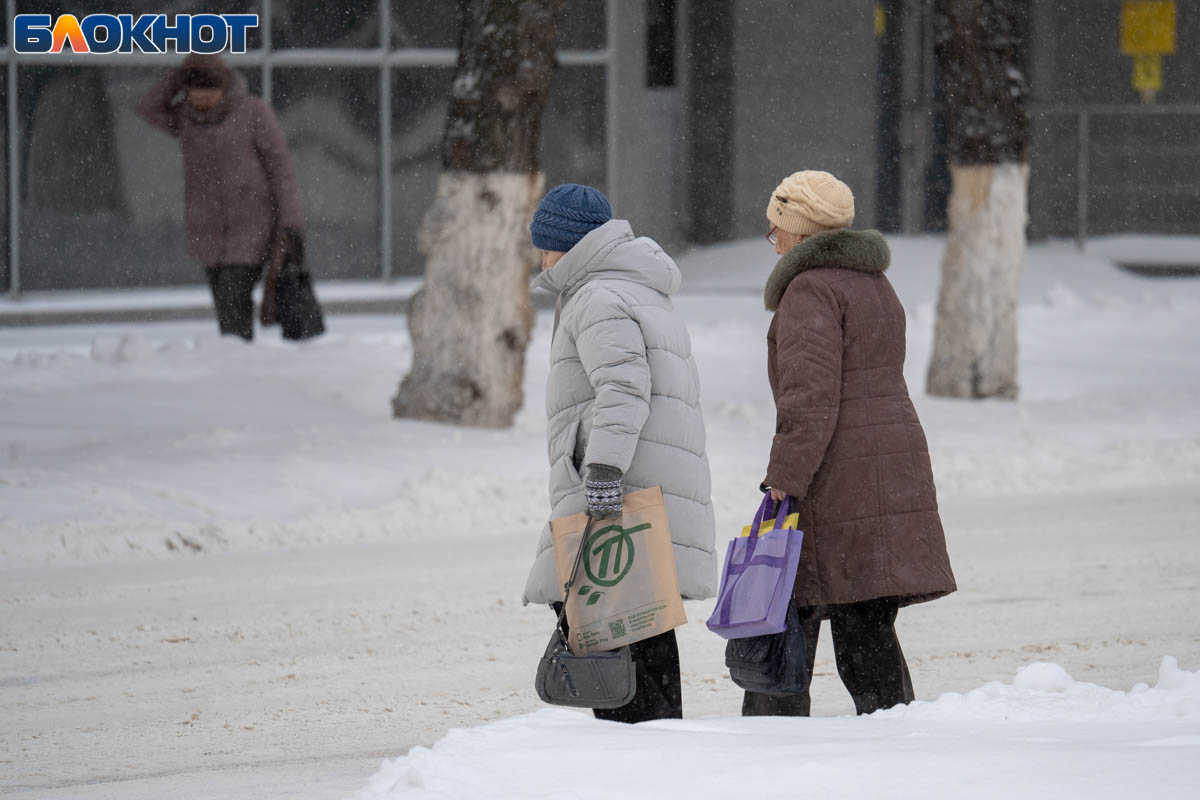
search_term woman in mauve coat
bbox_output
[139,54,305,341]
[753,170,956,717]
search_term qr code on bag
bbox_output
[608,619,627,639]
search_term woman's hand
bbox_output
[585,464,623,520]
[768,486,788,503]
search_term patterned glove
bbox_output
[585,464,623,520]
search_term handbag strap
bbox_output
[746,495,791,558]
[749,494,774,539]
[771,496,794,530]
[555,515,596,636]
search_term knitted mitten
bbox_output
[585,464,623,519]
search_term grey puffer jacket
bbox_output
[522,219,717,605]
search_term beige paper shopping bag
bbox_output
[551,486,687,655]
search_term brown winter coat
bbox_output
[764,229,956,610]
[138,67,304,267]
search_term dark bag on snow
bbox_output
[725,604,810,695]
[536,517,636,709]
[275,263,325,341]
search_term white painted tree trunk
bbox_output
[927,162,1029,399]
[392,171,544,427]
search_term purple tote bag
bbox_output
[705,495,804,639]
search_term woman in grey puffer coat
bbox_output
[523,183,716,723]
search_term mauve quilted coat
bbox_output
[522,219,717,605]
[138,69,304,266]
[763,228,956,609]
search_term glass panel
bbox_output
[19,66,193,290]
[392,1,460,49]
[0,76,7,292]
[273,0,379,49]
[541,66,606,192]
[14,62,337,292]
[1089,114,1200,234]
[1026,111,1078,240]
[237,67,262,97]
[388,67,453,276]
[274,67,380,279]
[557,0,607,50]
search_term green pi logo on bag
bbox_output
[577,521,648,591]
[576,522,650,605]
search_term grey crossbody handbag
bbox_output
[535,516,637,709]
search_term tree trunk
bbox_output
[927,162,1028,399]
[392,0,562,427]
[926,0,1030,400]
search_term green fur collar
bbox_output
[764,229,891,311]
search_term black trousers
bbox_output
[550,603,683,723]
[742,597,915,717]
[205,264,263,341]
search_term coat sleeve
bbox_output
[252,100,305,230]
[137,70,184,138]
[572,288,652,474]
[765,275,843,499]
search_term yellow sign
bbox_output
[1132,54,1164,92]
[1121,1,1176,55]
[875,4,887,37]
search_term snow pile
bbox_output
[889,657,1200,723]
[354,658,1200,800]
[1012,660,1075,691]
[90,333,158,364]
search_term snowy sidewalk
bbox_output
[3,487,1198,800]
[4,233,1197,327]
[2,233,1199,798]
[0,278,424,327]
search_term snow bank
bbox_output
[887,657,1200,723]
[354,658,1200,800]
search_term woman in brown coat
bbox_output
[750,170,956,717]
[139,54,305,341]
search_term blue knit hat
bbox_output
[529,183,613,253]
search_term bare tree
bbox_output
[392,0,563,427]
[926,0,1030,399]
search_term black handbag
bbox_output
[535,516,637,709]
[274,262,325,341]
[724,604,810,696]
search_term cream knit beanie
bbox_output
[766,170,855,235]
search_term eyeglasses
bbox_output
[766,226,778,246]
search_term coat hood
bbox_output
[532,219,682,298]
[764,228,890,311]
[181,70,249,127]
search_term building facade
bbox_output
[1,0,1195,294]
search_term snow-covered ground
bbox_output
[359,659,1200,800]
[2,235,1199,798]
